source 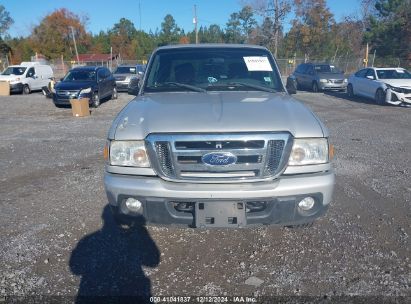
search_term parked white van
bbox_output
[0,62,54,94]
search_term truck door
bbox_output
[97,69,107,97]
[363,69,379,98]
[300,65,313,88]
[26,67,42,90]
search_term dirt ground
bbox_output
[0,90,409,303]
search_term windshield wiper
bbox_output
[221,82,278,93]
[162,82,206,93]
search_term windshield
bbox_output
[114,66,137,74]
[314,65,342,74]
[144,48,283,93]
[63,70,96,82]
[2,67,26,76]
[376,69,411,79]
[136,65,146,73]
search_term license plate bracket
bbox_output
[195,201,246,228]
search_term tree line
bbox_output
[0,0,410,67]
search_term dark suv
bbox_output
[53,66,117,107]
[289,63,347,92]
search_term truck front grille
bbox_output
[146,133,292,183]
[56,90,79,98]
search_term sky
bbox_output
[2,0,362,38]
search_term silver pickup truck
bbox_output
[104,44,335,228]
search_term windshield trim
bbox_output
[141,47,285,95]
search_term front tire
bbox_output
[22,84,30,95]
[347,84,354,98]
[296,80,302,90]
[375,88,386,105]
[111,87,118,100]
[92,91,100,108]
[312,82,319,93]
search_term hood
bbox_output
[55,81,95,90]
[379,79,411,88]
[109,91,326,140]
[0,75,20,81]
[317,72,345,80]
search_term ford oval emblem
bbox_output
[202,152,237,166]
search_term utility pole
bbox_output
[364,42,369,67]
[371,49,376,67]
[266,0,279,58]
[273,0,279,58]
[193,5,198,44]
[70,26,80,63]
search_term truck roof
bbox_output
[155,43,269,51]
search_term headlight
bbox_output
[10,78,21,83]
[79,87,92,94]
[344,78,348,83]
[319,79,328,83]
[387,85,403,93]
[109,140,150,167]
[289,138,329,166]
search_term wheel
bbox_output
[312,82,319,93]
[111,86,118,100]
[296,80,302,90]
[375,88,386,105]
[22,84,30,95]
[92,91,100,108]
[347,84,354,98]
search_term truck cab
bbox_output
[104,44,335,228]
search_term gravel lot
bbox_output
[0,90,410,303]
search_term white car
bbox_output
[347,67,411,106]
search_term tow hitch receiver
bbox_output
[195,202,246,228]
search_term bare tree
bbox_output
[244,0,291,57]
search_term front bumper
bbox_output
[386,89,411,106]
[104,171,334,227]
[52,92,92,105]
[318,82,347,90]
[115,80,130,91]
[10,83,23,93]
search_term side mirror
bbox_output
[366,75,374,80]
[128,77,140,96]
[286,77,297,94]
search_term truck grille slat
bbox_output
[175,140,264,150]
[147,133,292,183]
[56,90,79,97]
[264,140,285,176]
[155,142,175,177]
